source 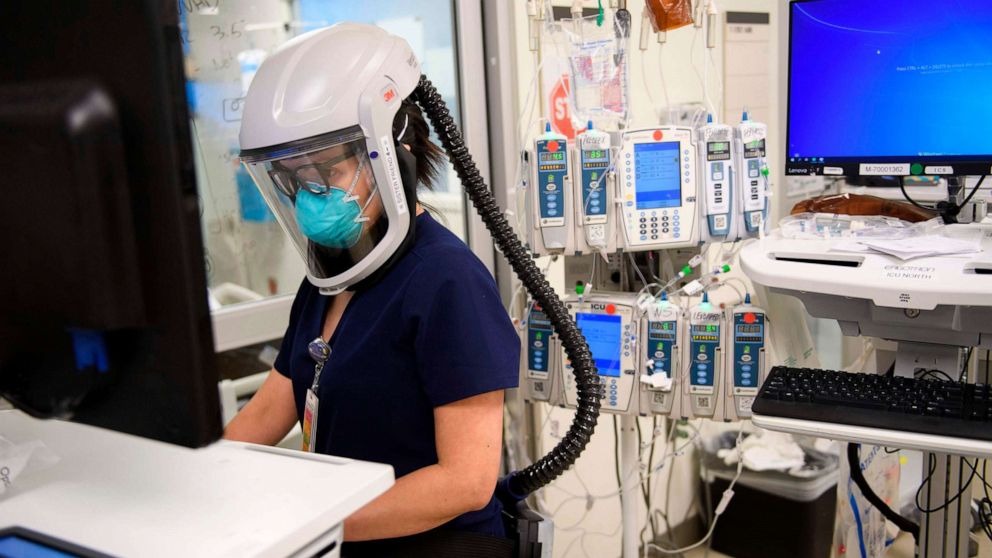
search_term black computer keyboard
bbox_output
[753,366,992,442]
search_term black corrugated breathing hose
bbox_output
[413,76,601,498]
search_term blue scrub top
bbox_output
[275,212,520,540]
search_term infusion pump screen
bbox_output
[634,142,682,210]
[649,321,677,340]
[744,139,766,158]
[540,151,565,163]
[735,324,763,343]
[584,149,609,162]
[692,324,720,338]
[576,313,622,377]
[707,141,731,161]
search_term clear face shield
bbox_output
[242,130,390,282]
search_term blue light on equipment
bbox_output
[69,329,109,373]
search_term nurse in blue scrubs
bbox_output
[225,25,520,557]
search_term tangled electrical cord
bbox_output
[858,447,992,544]
[900,174,987,224]
[539,407,710,558]
[915,453,979,516]
[647,424,746,555]
[980,498,992,542]
[977,459,992,542]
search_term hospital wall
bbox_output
[508,2,785,555]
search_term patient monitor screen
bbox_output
[576,313,623,377]
[788,0,992,162]
[634,142,682,209]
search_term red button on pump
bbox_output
[606,304,616,315]
[744,313,757,324]
[652,130,663,141]
[548,140,560,152]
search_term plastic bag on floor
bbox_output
[835,444,900,558]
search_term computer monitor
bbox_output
[0,1,223,447]
[786,0,992,178]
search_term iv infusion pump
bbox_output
[527,132,575,256]
[560,294,639,414]
[617,127,700,251]
[734,116,769,235]
[698,115,769,242]
[724,301,767,420]
[521,302,559,403]
[574,128,616,253]
[525,125,616,257]
[638,299,684,418]
[685,303,725,418]
[521,293,768,421]
[698,122,735,242]
[523,120,769,254]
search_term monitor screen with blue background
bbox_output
[787,0,992,172]
[634,142,682,209]
[575,313,623,377]
[0,534,82,558]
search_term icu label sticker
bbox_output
[925,166,954,175]
[884,265,935,281]
[860,164,910,176]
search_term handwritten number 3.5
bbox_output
[210,21,244,41]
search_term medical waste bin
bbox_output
[701,432,838,558]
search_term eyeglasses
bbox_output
[268,149,364,199]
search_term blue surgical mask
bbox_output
[295,187,365,248]
[294,158,370,249]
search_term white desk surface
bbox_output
[752,412,992,459]
[0,410,393,557]
[740,224,992,310]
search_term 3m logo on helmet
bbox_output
[383,88,396,103]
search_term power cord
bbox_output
[900,175,987,224]
[979,498,992,541]
[977,461,992,541]
[961,347,975,382]
[647,424,745,555]
[916,368,954,382]
[847,443,920,542]
[613,415,623,508]
[959,175,988,207]
[636,418,659,543]
[899,181,933,212]
[915,453,977,515]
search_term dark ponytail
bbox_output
[392,98,446,191]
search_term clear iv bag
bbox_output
[543,12,631,132]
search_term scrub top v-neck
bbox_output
[274,212,520,539]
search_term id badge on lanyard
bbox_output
[302,337,331,452]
